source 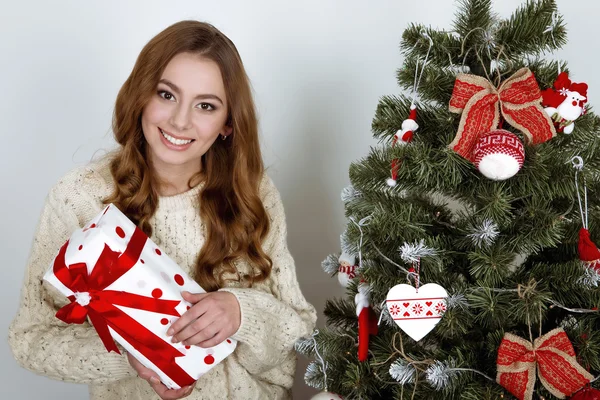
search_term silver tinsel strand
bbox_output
[389,359,416,384]
[446,294,469,311]
[304,361,325,390]
[426,359,459,391]
[321,253,340,275]
[340,231,357,255]
[578,265,600,288]
[294,336,315,356]
[400,239,438,263]
[341,185,362,203]
[467,219,499,248]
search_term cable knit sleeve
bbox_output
[7,168,136,384]
[219,176,317,374]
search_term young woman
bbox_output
[8,20,317,400]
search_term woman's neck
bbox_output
[152,160,203,197]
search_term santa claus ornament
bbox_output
[571,157,600,271]
[448,68,556,180]
[388,105,419,186]
[387,33,433,186]
[542,71,588,134]
[337,251,357,287]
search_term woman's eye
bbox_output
[158,90,175,101]
[198,103,215,111]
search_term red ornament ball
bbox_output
[472,129,525,181]
[571,387,600,400]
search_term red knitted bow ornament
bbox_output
[448,67,556,161]
[496,328,592,400]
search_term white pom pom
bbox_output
[387,178,397,187]
[477,153,521,181]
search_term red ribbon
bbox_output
[496,328,592,400]
[448,68,556,161]
[53,226,195,387]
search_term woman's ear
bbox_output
[223,125,233,137]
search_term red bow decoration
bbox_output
[53,226,196,388]
[496,328,592,400]
[448,67,556,161]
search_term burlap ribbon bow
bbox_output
[448,67,556,161]
[496,328,593,400]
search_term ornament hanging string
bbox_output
[570,156,588,229]
[409,31,433,107]
[543,11,561,74]
[311,330,329,392]
[349,215,373,270]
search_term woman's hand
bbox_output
[127,352,196,399]
[168,291,240,348]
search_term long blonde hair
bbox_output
[103,20,272,291]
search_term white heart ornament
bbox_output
[386,283,448,341]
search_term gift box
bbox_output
[43,204,237,389]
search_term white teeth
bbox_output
[160,128,193,146]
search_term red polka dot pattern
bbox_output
[161,318,169,325]
[155,248,162,255]
[78,245,83,250]
[90,223,96,228]
[227,339,232,344]
[174,274,184,286]
[185,345,191,349]
[115,226,125,238]
[152,289,163,298]
[140,259,145,264]
[204,355,215,364]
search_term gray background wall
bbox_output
[0,0,596,398]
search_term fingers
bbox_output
[182,322,220,347]
[167,294,210,337]
[181,290,208,304]
[172,314,218,345]
[149,377,195,399]
[198,331,228,348]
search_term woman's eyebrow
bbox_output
[158,78,224,104]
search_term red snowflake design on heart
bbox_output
[389,304,401,316]
[412,303,423,315]
[435,302,447,315]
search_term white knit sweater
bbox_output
[8,155,317,400]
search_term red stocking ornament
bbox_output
[571,387,600,400]
[572,157,600,271]
[355,280,378,361]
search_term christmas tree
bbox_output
[297,1,600,399]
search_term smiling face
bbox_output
[141,52,233,179]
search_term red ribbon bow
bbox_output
[496,328,592,400]
[448,67,556,161]
[53,225,195,387]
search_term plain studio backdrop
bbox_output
[0,0,596,398]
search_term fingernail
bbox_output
[171,337,178,344]
[167,328,173,335]
[150,377,159,384]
